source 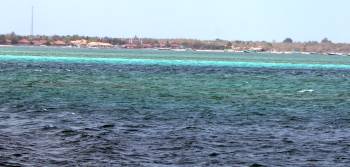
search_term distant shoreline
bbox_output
[1,33,350,56]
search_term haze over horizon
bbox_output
[1,0,350,42]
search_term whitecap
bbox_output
[298,89,314,93]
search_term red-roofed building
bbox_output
[32,39,48,46]
[18,38,31,45]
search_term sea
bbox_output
[0,47,350,167]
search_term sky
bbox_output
[1,0,350,42]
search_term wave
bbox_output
[298,89,315,93]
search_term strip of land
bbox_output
[1,33,350,56]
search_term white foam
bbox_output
[298,89,314,93]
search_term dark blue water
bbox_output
[0,49,350,166]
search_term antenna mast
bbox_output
[31,6,34,38]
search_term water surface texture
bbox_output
[0,47,350,166]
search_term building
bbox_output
[70,39,88,47]
[142,43,153,48]
[32,39,48,46]
[51,40,66,46]
[18,38,31,45]
[122,43,138,49]
[87,42,113,48]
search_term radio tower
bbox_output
[30,6,34,39]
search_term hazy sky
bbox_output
[1,0,350,42]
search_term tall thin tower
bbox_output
[31,6,34,38]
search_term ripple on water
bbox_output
[0,59,350,166]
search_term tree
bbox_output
[71,34,81,41]
[6,32,19,44]
[283,38,293,43]
[52,35,62,41]
[321,38,332,44]
[0,35,5,44]
[226,41,233,49]
[165,41,171,48]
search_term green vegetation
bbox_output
[283,38,293,43]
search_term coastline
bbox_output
[2,33,350,56]
[1,45,350,57]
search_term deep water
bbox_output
[0,47,350,167]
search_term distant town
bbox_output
[1,32,350,56]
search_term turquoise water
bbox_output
[1,46,350,68]
[0,47,350,166]
[2,54,350,69]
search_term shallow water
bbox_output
[0,47,350,166]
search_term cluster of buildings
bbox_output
[14,36,183,50]
[3,35,350,55]
[121,36,181,49]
